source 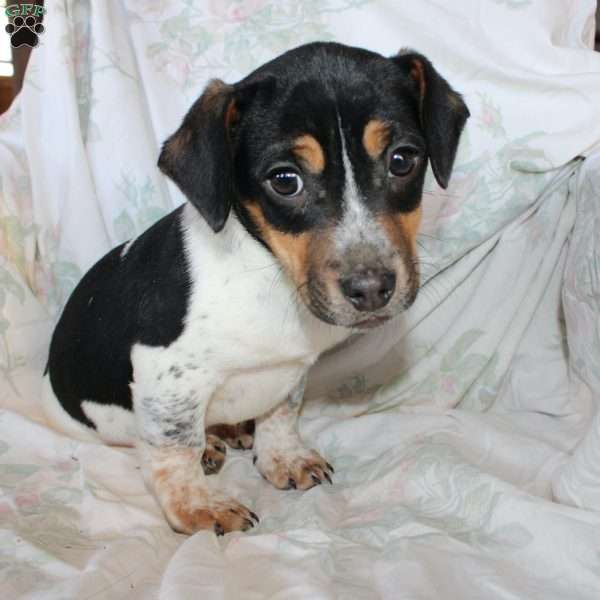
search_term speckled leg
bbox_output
[252,374,334,490]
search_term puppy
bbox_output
[42,42,468,535]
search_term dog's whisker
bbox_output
[411,258,440,270]
[417,232,444,240]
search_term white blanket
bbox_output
[1,1,600,598]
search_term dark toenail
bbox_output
[214,522,225,536]
[249,511,259,523]
[326,462,334,473]
[288,478,297,489]
[253,456,257,465]
[324,471,333,484]
[244,518,254,529]
[238,440,244,449]
[311,474,322,485]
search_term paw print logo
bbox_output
[5,15,45,48]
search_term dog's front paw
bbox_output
[201,434,227,475]
[164,493,259,535]
[255,447,334,490]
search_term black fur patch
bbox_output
[46,206,191,427]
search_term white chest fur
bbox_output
[131,205,349,430]
[181,204,346,357]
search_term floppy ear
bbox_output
[392,51,470,189]
[158,79,238,232]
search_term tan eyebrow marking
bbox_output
[363,119,391,159]
[292,135,325,174]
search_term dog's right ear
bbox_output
[158,79,238,233]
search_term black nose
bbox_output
[339,270,396,312]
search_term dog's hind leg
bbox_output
[206,420,255,450]
[252,374,334,490]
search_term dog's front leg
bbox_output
[253,374,334,490]
[132,352,258,535]
[137,441,257,534]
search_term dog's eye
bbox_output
[388,148,417,177]
[267,170,304,197]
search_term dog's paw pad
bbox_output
[255,448,334,491]
[201,434,227,475]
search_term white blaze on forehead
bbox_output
[335,114,388,253]
[338,114,361,212]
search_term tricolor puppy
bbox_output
[42,42,468,535]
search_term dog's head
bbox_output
[159,42,469,329]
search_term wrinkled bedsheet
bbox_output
[1,1,600,598]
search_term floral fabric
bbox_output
[1,1,600,598]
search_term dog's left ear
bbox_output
[392,51,470,189]
[158,79,238,232]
